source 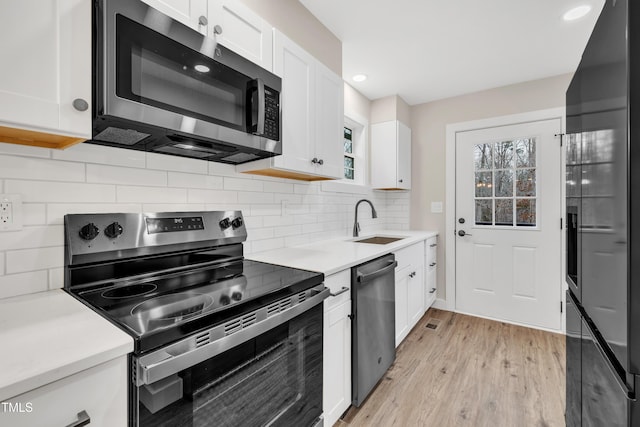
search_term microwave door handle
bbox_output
[253,78,265,135]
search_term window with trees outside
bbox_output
[474,138,537,227]
[344,126,354,180]
[341,116,365,185]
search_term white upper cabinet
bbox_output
[141,0,208,34]
[208,0,273,71]
[237,30,344,181]
[371,120,412,190]
[0,0,91,149]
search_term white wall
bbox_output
[0,142,409,300]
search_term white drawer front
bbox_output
[323,269,351,311]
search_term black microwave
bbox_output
[91,0,281,164]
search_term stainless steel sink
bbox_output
[353,236,405,245]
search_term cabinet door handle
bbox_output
[213,24,223,35]
[311,157,318,164]
[430,243,437,248]
[198,15,208,26]
[429,262,436,267]
[399,179,404,183]
[329,286,349,297]
[429,288,436,294]
[72,98,89,112]
[66,410,90,427]
[318,159,324,165]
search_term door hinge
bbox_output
[561,301,563,313]
[555,133,565,147]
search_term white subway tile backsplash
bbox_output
[250,237,285,253]
[142,203,206,213]
[147,153,208,174]
[250,204,281,216]
[0,146,411,300]
[23,204,47,225]
[224,177,263,192]
[237,191,274,204]
[168,172,223,190]
[48,267,64,290]
[6,181,116,203]
[117,186,187,203]
[0,271,49,299]
[0,226,63,251]
[188,189,237,204]
[263,181,294,194]
[52,144,146,168]
[0,155,85,182]
[0,142,51,158]
[6,246,64,274]
[87,164,167,187]
[47,203,142,224]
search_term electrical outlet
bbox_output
[0,194,23,231]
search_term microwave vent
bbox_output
[93,127,150,145]
[222,152,260,163]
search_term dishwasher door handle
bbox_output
[357,260,397,283]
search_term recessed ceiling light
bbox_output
[563,5,592,21]
[352,74,367,82]
[194,64,210,73]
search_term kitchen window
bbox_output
[343,116,365,185]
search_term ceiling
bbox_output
[299,0,605,106]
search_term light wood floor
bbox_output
[338,308,566,427]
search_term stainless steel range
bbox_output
[64,211,327,427]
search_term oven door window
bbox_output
[134,304,323,427]
[116,14,248,132]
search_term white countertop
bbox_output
[0,290,133,401]
[248,230,437,275]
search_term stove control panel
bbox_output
[65,211,247,263]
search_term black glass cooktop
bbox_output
[72,260,323,353]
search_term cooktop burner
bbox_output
[102,283,158,299]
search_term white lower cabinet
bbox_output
[0,356,128,427]
[394,242,426,347]
[425,236,438,310]
[323,270,351,427]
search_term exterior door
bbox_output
[455,118,562,330]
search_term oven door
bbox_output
[131,287,328,427]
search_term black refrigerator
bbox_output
[565,0,640,425]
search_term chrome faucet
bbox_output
[353,199,378,237]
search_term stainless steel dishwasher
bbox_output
[351,253,397,406]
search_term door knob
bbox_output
[458,230,472,237]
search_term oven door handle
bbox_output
[136,285,330,386]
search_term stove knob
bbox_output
[104,222,123,239]
[231,217,243,229]
[219,217,231,230]
[219,295,231,306]
[231,291,242,301]
[79,223,100,240]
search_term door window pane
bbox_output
[474,144,493,170]
[516,169,536,196]
[475,172,493,197]
[495,171,513,197]
[475,200,492,225]
[516,199,536,226]
[515,138,536,167]
[495,199,514,225]
[494,141,514,169]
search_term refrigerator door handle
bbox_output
[584,319,636,401]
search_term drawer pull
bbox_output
[430,243,437,247]
[66,410,90,427]
[330,286,349,297]
[429,262,436,267]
